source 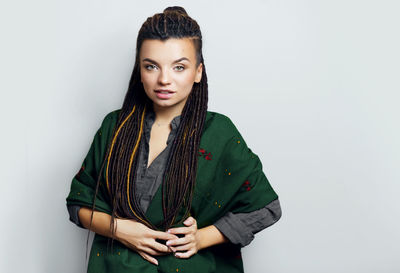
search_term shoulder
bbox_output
[206,110,232,123]
[95,109,121,137]
[101,109,121,126]
[205,110,241,140]
[204,111,253,160]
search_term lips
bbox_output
[154,89,175,99]
[155,89,175,93]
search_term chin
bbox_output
[152,99,176,108]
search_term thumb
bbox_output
[183,217,193,226]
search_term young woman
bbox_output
[66,6,282,273]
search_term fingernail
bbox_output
[166,241,171,245]
[167,230,171,233]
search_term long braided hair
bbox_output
[85,6,208,255]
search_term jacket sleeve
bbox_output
[65,110,119,226]
[217,115,279,215]
[213,198,282,247]
[208,114,281,247]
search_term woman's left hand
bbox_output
[166,216,202,258]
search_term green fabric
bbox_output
[66,109,279,273]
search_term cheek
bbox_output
[141,73,157,89]
[141,73,151,84]
[176,72,196,88]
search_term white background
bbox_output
[1,0,399,272]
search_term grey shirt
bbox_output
[67,109,282,247]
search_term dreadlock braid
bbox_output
[85,6,208,255]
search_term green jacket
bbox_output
[66,109,279,273]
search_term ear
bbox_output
[194,63,203,83]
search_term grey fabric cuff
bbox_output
[67,204,85,229]
[214,211,255,248]
[213,198,282,248]
[235,198,282,234]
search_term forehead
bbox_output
[140,38,196,61]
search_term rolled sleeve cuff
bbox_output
[67,204,85,229]
[213,212,255,248]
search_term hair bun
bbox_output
[163,6,188,16]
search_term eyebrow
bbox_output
[142,57,191,65]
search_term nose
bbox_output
[158,69,171,85]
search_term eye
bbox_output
[174,65,185,71]
[144,64,157,71]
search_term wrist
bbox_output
[114,218,138,243]
[197,225,229,251]
[197,228,205,251]
[114,218,123,241]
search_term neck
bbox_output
[152,102,184,124]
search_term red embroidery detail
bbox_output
[242,180,252,191]
[76,165,85,178]
[198,148,212,160]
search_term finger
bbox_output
[160,244,177,253]
[167,226,192,235]
[140,246,166,256]
[171,243,191,252]
[138,251,158,265]
[175,250,195,259]
[148,240,174,253]
[183,216,196,226]
[151,230,180,240]
[166,236,191,247]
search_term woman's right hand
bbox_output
[115,218,179,265]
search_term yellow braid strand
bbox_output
[106,105,137,193]
[126,106,151,225]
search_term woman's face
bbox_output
[139,38,203,112]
